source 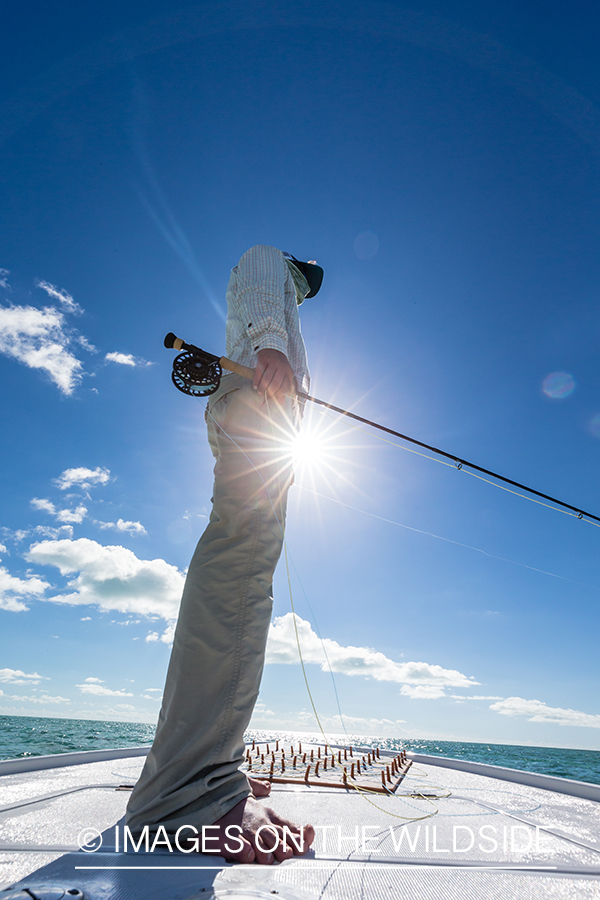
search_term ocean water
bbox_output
[1,716,598,786]
[383,737,600,786]
[0,715,155,760]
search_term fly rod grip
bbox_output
[219,357,255,381]
[220,356,299,398]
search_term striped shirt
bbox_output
[225,245,310,394]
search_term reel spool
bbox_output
[171,350,222,397]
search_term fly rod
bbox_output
[164,332,600,525]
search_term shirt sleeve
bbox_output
[232,245,289,357]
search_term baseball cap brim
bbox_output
[283,253,324,298]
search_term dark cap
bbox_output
[283,251,324,299]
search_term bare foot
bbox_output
[248,775,271,798]
[182,796,314,864]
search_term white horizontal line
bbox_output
[75,864,562,871]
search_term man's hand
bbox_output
[253,349,294,403]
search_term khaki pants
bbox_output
[126,375,297,833]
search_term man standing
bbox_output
[126,245,323,863]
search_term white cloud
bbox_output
[0,564,50,612]
[0,668,47,684]
[401,684,447,700]
[490,697,600,729]
[144,620,176,644]
[33,524,74,539]
[31,497,87,524]
[0,595,27,613]
[76,682,134,697]
[84,676,103,683]
[252,699,274,717]
[32,498,88,522]
[26,537,184,619]
[0,543,7,553]
[0,303,84,394]
[1,528,30,543]
[35,280,82,314]
[80,616,91,621]
[105,352,137,366]
[31,498,56,515]
[97,518,147,535]
[265,614,478,688]
[98,706,156,721]
[9,693,70,704]
[56,505,87,524]
[158,622,176,644]
[249,707,407,736]
[334,713,406,731]
[55,466,111,490]
[144,687,162,692]
[450,694,504,701]
[0,269,10,291]
[141,693,162,701]
[105,351,151,368]
[77,335,97,353]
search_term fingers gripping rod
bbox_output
[164,333,600,525]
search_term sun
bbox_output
[289,430,326,467]
[274,406,367,495]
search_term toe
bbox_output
[253,845,275,865]
[302,824,316,850]
[274,840,294,862]
[222,835,255,864]
[261,809,314,854]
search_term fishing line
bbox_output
[310,404,600,528]
[299,393,600,527]
[204,397,443,822]
[276,490,443,820]
[283,547,350,740]
[295,485,600,591]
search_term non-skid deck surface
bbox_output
[1,745,599,898]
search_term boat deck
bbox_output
[1,744,599,898]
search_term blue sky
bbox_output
[1,0,600,750]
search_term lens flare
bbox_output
[589,414,600,438]
[542,371,575,399]
[353,230,379,260]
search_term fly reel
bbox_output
[165,332,223,397]
[171,350,222,397]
